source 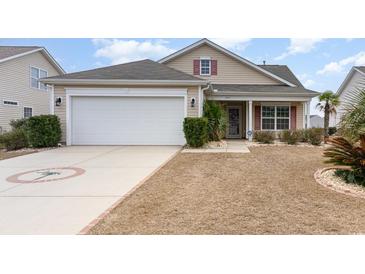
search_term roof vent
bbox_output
[263,60,266,65]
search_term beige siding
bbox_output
[164,44,282,85]
[53,85,200,143]
[54,85,67,142]
[0,51,60,132]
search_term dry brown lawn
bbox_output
[89,146,365,234]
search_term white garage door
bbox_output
[71,96,186,145]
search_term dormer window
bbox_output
[200,58,211,76]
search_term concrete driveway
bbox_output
[0,146,180,234]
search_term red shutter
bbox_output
[290,106,297,129]
[193,60,200,75]
[255,106,261,130]
[211,60,217,75]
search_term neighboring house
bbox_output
[0,46,64,133]
[330,66,365,127]
[42,38,318,146]
[310,115,324,128]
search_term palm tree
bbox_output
[324,88,365,184]
[316,90,340,143]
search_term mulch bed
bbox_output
[89,146,365,235]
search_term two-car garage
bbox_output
[67,89,187,146]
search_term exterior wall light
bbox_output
[55,97,62,106]
[191,97,196,108]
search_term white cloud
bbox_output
[275,38,324,60]
[304,79,315,87]
[92,39,175,65]
[317,51,365,75]
[297,73,315,88]
[211,38,251,51]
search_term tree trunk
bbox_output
[324,103,330,143]
[360,134,365,151]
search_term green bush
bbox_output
[297,129,309,142]
[254,131,275,144]
[26,115,61,148]
[279,130,300,145]
[183,117,208,148]
[203,101,227,141]
[0,129,28,151]
[307,128,323,145]
[334,169,365,186]
[328,127,337,136]
[9,118,28,130]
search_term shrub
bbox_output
[307,128,323,145]
[324,136,365,185]
[328,127,337,136]
[203,101,227,141]
[334,169,365,186]
[254,131,275,144]
[279,130,300,145]
[26,115,61,148]
[0,129,28,151]
[10,118,28,130]
[183,117,208,148]
[297,129,309,142]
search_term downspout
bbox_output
[200,83,212,117]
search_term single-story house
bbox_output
[330,66,365,127]
[42,38,319,146]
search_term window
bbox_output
[24,107,33,118]
[200,59,211,75]
[3,100,19,106]
[31,67,48,90]
[261,105,290,130]
[262,106,275,130]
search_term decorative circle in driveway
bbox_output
[6,167,86,184]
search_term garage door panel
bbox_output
[71,96,185,145]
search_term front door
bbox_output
[227,106,241,138]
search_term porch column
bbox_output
[248,100,253,141]
[302,102,306,129]
[306,101,311,128]
[245,101,249,139]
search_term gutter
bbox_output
[210,91,319,98]
[40,78,208,86]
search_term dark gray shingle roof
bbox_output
[258,65,303,87]
[45,59,204,81]
[212,84,319,96]
[0,46,41,60]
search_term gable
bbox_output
[338,69,365,101]
[163,44,283,85]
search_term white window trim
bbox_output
[30,66,48,91]
[23,106,33,118]
[3,100,19,106]
[261,105,291,131]
[200,57,211,76]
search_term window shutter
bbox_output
[193,60,200,75]
[255,105,261,130]
[290,106,297,129]
[211,60,217,75]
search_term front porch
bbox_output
[213,99,312,141]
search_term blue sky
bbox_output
[1,38,365,115]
